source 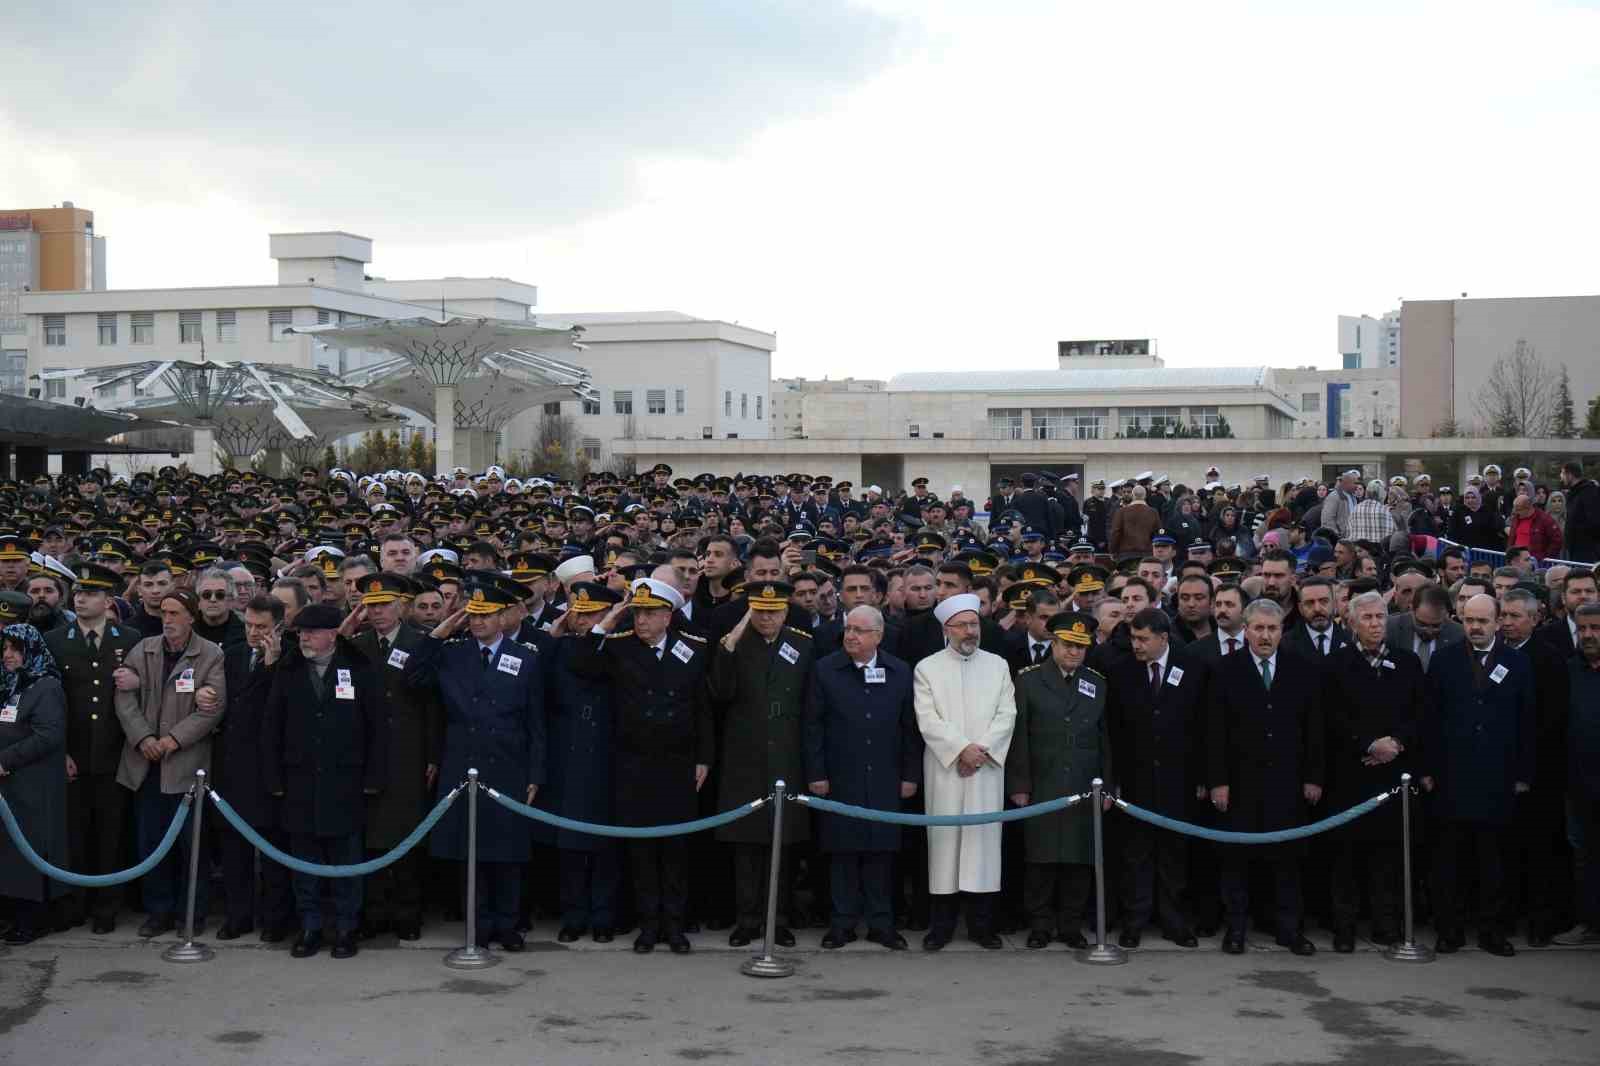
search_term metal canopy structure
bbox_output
[35,359,409,471]
[290,316,592,474]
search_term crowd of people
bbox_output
[0,457,1598,962]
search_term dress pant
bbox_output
[364,847,424,928]
[1329,840,1400,934]
[630,837,688,936]
[1186,793,1223,931]
[734,842,790,931]
[136,774,206,920]
[290,832,363,934]
[829,851,894,935]
[1121,821,1191,934]
[1430,819,1508,936]
[65,773,129,922]
[463,861,523,936]
[1024,863,1092,935]
[896,807,930,925]
[1506,793,1571,936]
[1220,844,1302,939]
[1569,794,1600,927]
[930,890,997,940]
[559,846,620,930]
[220,819,292,931]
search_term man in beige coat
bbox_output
[1109,487,1162,557]
[114,590,226,937]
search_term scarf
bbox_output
[1,623,62,704]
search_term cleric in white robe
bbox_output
[912,593,1017,949]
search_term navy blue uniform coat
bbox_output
[1422,641,1535,827]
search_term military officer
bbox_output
[1007,610,1112,949]
[44,562,142,932]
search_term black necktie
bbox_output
[481,647,493,670]
[1226,637,1238,655]
[87,631,99,655]
[1033,642,1048,664]
[1317,633,1328,656]
[1149,661,1162,701]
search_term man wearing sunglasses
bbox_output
[193,568,247,650]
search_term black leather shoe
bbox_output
[261,924,289,944]
[557,926,585,943]
[138,914,175,938]
[1119,928,1142,949]
[216,921,253,941]
[668,933,692,954]
[1222,931,1247,954]
[633,931,657,954]
[331,932,358,959]
[91,917,117,935]
[500,931,526,952]
[1333,928,1356,954]
[592,928,613,944]
[1164,928,1198,947]
[727,927,756,947]
[395,921,421,941]
[1058,929,1089,950]
[1195,923,1218,939]
[821,929,855,949]
[290,930,324,958]
[1526,926,1552,948]
[971,932,1003,950]
[865,929,905,950]
[922,932,948,951]
[1369,926,1399,947]
[1435,934,1463,954]
[1479,933,1516,957]
[1026,930,1051,950]
[774,926,796,948]
[683,920,701,934]
[3,926,40,945]
[1277,934,1316,956]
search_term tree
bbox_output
[1550,364,1577,438]
[1432,417,1463,438]
[322,444,338,471]
[1584,396,1600,440]
[1473,338,1556,437]
[407,431,428,470]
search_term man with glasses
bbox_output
[193,568,246,650]
[225,563,259,614]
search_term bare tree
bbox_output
[1473,339,1556,437]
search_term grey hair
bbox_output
[339,554,376,575]
[1347,590,1387,617]
[1242,598,1284,624]
[845,604,884,632]
[903,564,936,582]
[195,566,236,596]
[1501,588,1540,614]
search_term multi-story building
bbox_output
[769,377,884,439]
[1275,366,1401,440]
[1,203,107,395]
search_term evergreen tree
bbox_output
[1584,397,1600,439]
[1551,365,1577,437]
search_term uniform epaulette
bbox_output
[605,629,635,639]
[783,626,813,639]
[517,641,540,654]
[677,630,708,642]
[1018,663,1042,675]
[1081,665,1105,681]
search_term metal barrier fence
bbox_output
[1435,536,1589,573]
[0,767,1433,972]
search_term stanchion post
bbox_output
[741,780,794,978]
[162,770,214,963]
[1077,778,1127,965]
[445,769,499,970]
[1385,773,1434,963]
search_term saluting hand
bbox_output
[722,608,753,652]
[429,607,469,640]
[596,594,632,635]
[338,604,369,639]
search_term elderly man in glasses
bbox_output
[192,567,246,650]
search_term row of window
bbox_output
[988,406,1222,440]
[41,308,355,347]
[547,389,764,420]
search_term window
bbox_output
[1119,406,1180,437]
[43,314,65,346]
[1192,406,1222,433]
[217,310,237,343]
[1342,352,1360,370]
[1300,391,1320,414]
[582,398,600,415]
[1,349,26,395]
[179,310,202,344]
[755,395,763,420]
[97,313,117,345]
[543,401,561,416]
[702,425,713,439]
[989,408,1024,440]
[613,390,633,415]
[45,377,66,399]
[647,388,666,415]
[131,312,154,345]
[674,388,685,414]
[581,438,601,460]
[268,308,293,341]
[740,393,748,419]
[1033,407,1105,440]
[724,390,732,417]
[316,309,331,325]
[908,423,921,439]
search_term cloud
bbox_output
[2,1,907,233]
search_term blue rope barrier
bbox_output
[485,788,767,838]
[208,786,461,877]
[1113,790,1392,844]
[795,791,1088,827]
[0,787,190,888]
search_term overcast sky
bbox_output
[6,1,1598,378]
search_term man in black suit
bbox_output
[1282,577,1348,662]
[1003,588,1060,677]
[1207,598,1325,955]
[1110,608,1203,947]
[1536,566,1596,662]
[1386,584,1465,675]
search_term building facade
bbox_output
[1,203,108,396]
[1275,366,1401,440]
[769,376,884,439]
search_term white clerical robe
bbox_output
[913,645,1017,894]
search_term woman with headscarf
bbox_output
[0,623,68,943]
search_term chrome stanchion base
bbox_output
[161,940,215,964]
[740,954,795,978]
[444,945,500,970]
[1076,943,1129,966]
[1384,940,1436,964]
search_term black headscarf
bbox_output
[1,623,62,704]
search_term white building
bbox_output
[769,376,884,439]
[1274,366,1401,440]
[1336,313,1401,369]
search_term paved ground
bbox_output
[1,923,1595,1065]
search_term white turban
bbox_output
[553,555,595,586]
[933,593,981,626]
